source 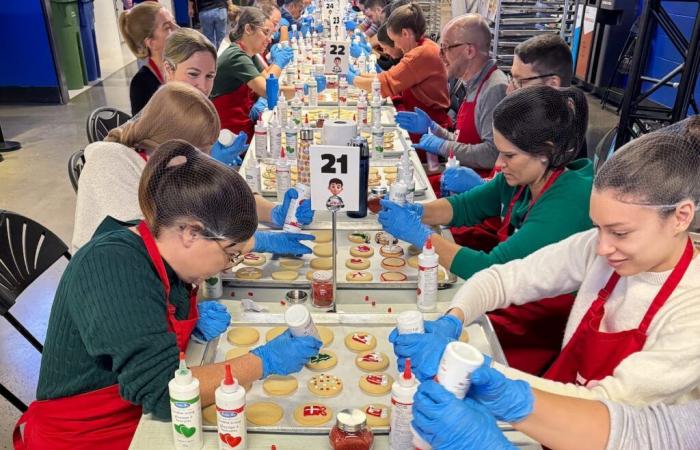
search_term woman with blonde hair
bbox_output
[163,27,218,96]
[120,2,177,114]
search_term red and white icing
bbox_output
[355,245,371,252]
[350,271,367,278]
[358,352,382,363]
[365,405,388,418]
[303,405,328,417]
[352,333,373,345]
[381,244,403,255]
[350,258,364,263]
[366,374,388,386]
[244,253,261,260]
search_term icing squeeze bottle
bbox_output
[275,147,291,202]
[389,358,419,450]
[416,236,438,312]
[442,147,459,197]
[169,352,203,450]
[215,364,247,450]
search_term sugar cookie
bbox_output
[380,244,404,258]
[369,167,379,175]
[312,230,333,243]
[318,326,334,346]
[305,349,338,371]
[306,270,317,281]
[348,232,370,244]
[279,258,305,269]
[262,375,298,396]
[235,267,263,280]
[407,255,419,269]
[375,231,398,245]
[225,347,250,360]
[382,166,398,174]
[355,351,390,372]
[247,402,284,426]
[307,373,343,398]
[202,404,217,425]
[345,257,370,270]
[310,258,333,269]
[294,404,333,426]
[362,403,391,427]
[381,257,406,270]
[459,329,470,343]
[313,243,333,257]
[345,271,373,282]
[407,244,421,256]
[227,327,260,346]
[242,253,266,266]
[350,244,374,258]
[368,178,381,187]
[271,270,299,281]
[380,271,407,282]
[345,331,377,352]
[438,269,447,282]
[359,373,394,396]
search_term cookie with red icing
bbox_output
[350,244,374,258]
[344,331,377,352]
[355,351,389,371]
[294,403,333,426]
[359,373,394,395]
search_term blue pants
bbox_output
[199,7,227,49]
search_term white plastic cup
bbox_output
[284,304,321,341]
[435,342,484,400]
[396,311,425,334]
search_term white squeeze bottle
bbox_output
[307,76,318,107]
[254,119,268,160]
[169,352,203,450]
[338,76,349,106]
[283,183,310,233]
[278,94,288,127]
[417,236,438,312]
[425,128,441,174]
[389,358,419,450]
[357,92,368,129]
[275,147,291,202]
[442,147,459,197]
[371,76,381,102]
[245,158,261,194]
[215,364,247,450]
[269,109,282,158]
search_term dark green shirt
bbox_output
[211,43,263,99]
[37,218,190,420]
[446,159,594,280]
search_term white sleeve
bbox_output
[449,229,598,324]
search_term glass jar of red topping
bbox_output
[329,409,374,450]
[311,270,334,310]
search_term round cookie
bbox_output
[350,244,374,258]
[369,167,379,175]
[247,402,284,426]
[380,244,404,258]
[362,403,391,427]
[407,244,421,256]
[359,373,394,396]
[348,232,370,244]
[346,271,373,282]
[310,257,333,269]
[306,270,317,281]
[438,269,447,282]
[202,404,217,425]
[313,243,333,257]
[345,331,377,352]
[307,373,343,398]
[227,327,260,346]
[312,230,333,243]
[271,270,299,281]
[235,267,263,280]
[346,257,370,270]
[407,255,419,269]
[355,351,390,372]
[294,404,333,426]
[368,177,381,187]
[381,257,406,270]
[305,349,338,371]
[266,326,287,342]
[318,326,334,346]
[380,271,407,282]
[280,258,305,269]
[242,253,266,266]
[375,231,398,245]
[225,347,250,360]
[459,329,470,343]
[262,375,298,396]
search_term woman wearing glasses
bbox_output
[14,141,322,449]
[211,6,294,142]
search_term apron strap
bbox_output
[137,221,171,298]
[147,58,165,84]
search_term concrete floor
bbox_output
[0,63,619,448]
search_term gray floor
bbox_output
[0,64,619,448]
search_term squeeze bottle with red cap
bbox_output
[389,358,419,450]
[417,236,438,312]
[215,364,247,450]
[169,352,203,450]
[441,147,460,197]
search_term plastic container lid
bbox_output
[219,129,235,147]
[285,304,311,328]
[335,408,367,432]
[444,341,484,372]
[312,270,333,282]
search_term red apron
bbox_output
[13,221,199,450]
[147,58,165,84]
[544,238,694,384]
[487,169,577,375]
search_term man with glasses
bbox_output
[280,0,304,32]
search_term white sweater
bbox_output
[71,141,146,252]
[449,228,700,406]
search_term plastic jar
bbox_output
[311,270,334,310]
[329,409,374,450]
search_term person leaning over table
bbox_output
[380,85,591,374]
[390,128,700,408]
[13,141,322,450]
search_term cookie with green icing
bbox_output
[305,349,338,371]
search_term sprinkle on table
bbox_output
[371,301,376,307]
[280,300,286,306]
[248,291,254,297]
[364,295,369,302]
[387,307,392,313]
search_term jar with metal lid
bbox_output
[311,270,334,310]
[329,409,374,450]
[368,186,388,214]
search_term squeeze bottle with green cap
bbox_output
[417,236,438,312]
[169,352,203,450]
[389,358,419,450]
[215,364,247,450]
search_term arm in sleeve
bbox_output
[378,50,430,98]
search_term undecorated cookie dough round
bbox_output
[346,257,370,270]
[202,404,217,425]
[306,270,317,281]
[313,243,333,257]
[312,230,333,243]
[362,403,391,427]
[359,373,394,396]
[247,402,284,426]
[345,331,377,352]
[262,375,298,396]
[305,349,338,371]
[280,258,305,269]
[294,403,333,426]
[407,244,421,256]
[346,271,373,282]
[382,166,398,174]
[265,326,287,342]
[459,329,470,342]
[271,270,299,281]
[307,373,343,398]
[355,351,390,372]
[225,347,250,360]
[350,244,374,258]
[227,327,260,346]
[242,253,267,266]
[407,255,419,269]
[310,257,333,269]
[235,267,263,280]
[318,326,334,346]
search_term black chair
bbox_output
[593,127,618,173]
[1,381,27,412]
[68,149,85,193]
[0,210,71,353]
[86,107,131,143]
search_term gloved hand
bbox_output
[413,381,517,450]
[270,44,294,68]
[388,315,461,380]
[412,133,446,155]
[249,97,268,122]
[468,358,534,423]
[193,301,231,342]
[377,199,432,249]
[304,75,327,94]
[279,17,290,28]
[270,188,314,227]
[210,131,248,166]
[405,201,424,220]
[251,329,322,378]
[272,30,280,42]
[253,231,315,255]
[350,42,369,58]
[305,4,316,14]
[345,19,357,32]
[374,62,383,73]
[300,24,310,36]
[346,65,359,85]
[441,166,484,195]
[395,107,435,135]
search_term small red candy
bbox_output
[280,300,286,306]
[248,291,254,297]
[371,301,376,307]
[364,295,369,302]
[387,307,392,313]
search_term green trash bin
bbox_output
[50,0,87,90]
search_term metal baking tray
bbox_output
[221,229,458,289]
[200,312,507,434]
[262,106,396,128]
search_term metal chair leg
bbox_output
[0,382,28,412]
[3,312,44,353]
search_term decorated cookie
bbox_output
[380,244,405,258]
[307,373,343,398]
[375,231,398,245]
[362,403,391,427]
[227,327,260,346]
[344,331,377,352]
[355,351,390,372]
[242,253,266,266]
[262,375,298,396]
[350,244,374,258]
[305,349,338,371]
[345,271,373,282]
[381,257,406,270]
[380,271,407,282]
[348,232,370,244]
[346,257,371,270]
[359,373,394,395]
[294,404,333,426]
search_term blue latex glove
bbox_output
[249,97,268,122]
[395,107,435,135]
[193,301,231,342]
[272,30,280,42]
[315,23,324,33]
[412,133,446,155]
[306,4,316,13]
[413,381,517,450]
[345,19,357,32]
[251,329,322,378]
[388,316,461,381]
[253,231,315,255]
[304,75,327,95]
[345,65,359,85]
[210,131,248,166]
[405,202,424,220]
[468,358,534,423]
[279,17,290,28]
[441,166,485,195]
[270,188,314,227]
[270,44,294,69]
[350,42,368,58]
[301,15,313,26]
[374,62,383,73]
[377,199,432,248]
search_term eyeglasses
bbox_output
[439,42,472,55]
[257,26,273,38]
[506,72,557,89]
[214,240,244,269]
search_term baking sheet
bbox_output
[201,312,506,435]
[262,106,396,129]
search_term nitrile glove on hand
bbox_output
[193,301,231,342]
[270,188,314,227]
[210,131,248,166]
[441,166,485,194]
[412,133,446,155]
[249,97,268,122]
[251,329,322,378]
[395,107,435,135]
[377,199,432,248]
[253,231,315,255]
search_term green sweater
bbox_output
[37,218,190,420]
[446,159,593,280]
